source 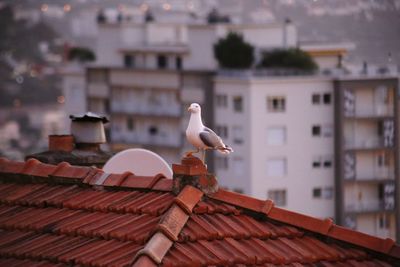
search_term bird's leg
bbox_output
[185,148,200,157]
[202,148,212,163]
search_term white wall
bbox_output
[62,65,87,127]
[215,76,335,218]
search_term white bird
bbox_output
[186,103,233,161]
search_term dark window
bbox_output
[149,126,158,135]
[323,160,332,168]
[312,94,320,104]
[312,125,321,136]
[267,96,285,112]
[127,118,135,131]
[312,161,321,168]
[377,121,384,136]
[313,188,322,198]
[176,56,182,70]
[233,96,243,112]
[323,93,331,104]
[124,55,134,68]
[157,55,167,69]
[378,183,384,200]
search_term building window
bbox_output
[267,96,285,112]
[215,125,228,139]
[312,125,321,136]
[312,158,321,168]
[233,96,243,112]
[149,126,158,135]
[323,157,333,168]
[216,156,228,170]
[176,56,182,70]
[378,214,390,229]
[312,94,320,104]
[323,93,331,104]
[322,187,334,199]
[267,158,286,177]
[313,188,322,198]
[157,55,167,69]
[322,124,333,137]
[313,156,333,168]
[233,157,244,176]
[127,117,135,131]
[312,93,331,105]
[313,187,333,199]
[124,55,134,68]
[232,126,243,144]
[268,189,287,206]
[267,127,286,146]
[216,94,228,107]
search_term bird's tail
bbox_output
[217,145,234,154]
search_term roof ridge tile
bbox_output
[209,189,399,259]
[131,185,203,266]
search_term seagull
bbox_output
[186,103,233,162]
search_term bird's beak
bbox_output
[188,107,193,112]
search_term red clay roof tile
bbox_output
[0,158,399,266]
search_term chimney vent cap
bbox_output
[69,112,109,123]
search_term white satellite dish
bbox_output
[103,148,173,179]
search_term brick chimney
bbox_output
[26,112,112,167]
[172,155,218,195]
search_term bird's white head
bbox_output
[188,103,201,114]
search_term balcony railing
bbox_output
[111,102,181,117]
[344,109,394,119]
[345,173,395,182]
[345,200,393,213]
[344,138,393,150]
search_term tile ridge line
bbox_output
[0,158,172,191]
[208,189,399,259]
[131,185,204,266]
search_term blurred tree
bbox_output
[214,32,254,69]
[259,48,318,72]
[68,47,96,62]
[0,4,61,107]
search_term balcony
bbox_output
[344,138,392,151]
[345,172,395,183]
[111,102,181,118]
[345,200,393,213]
[344,111,394,120]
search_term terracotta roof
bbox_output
[0,156,399,267]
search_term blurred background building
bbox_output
[1,0,400,241]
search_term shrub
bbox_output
[68,47,96,62]
[213,32,254,69]
[259,48,318,72]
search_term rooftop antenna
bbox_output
[103,148,173,178]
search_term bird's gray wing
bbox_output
[199,127,225,148]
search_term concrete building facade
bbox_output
[213,73,399,240]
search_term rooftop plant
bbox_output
[259,48,318,72]
[213,32,254,69]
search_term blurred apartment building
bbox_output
[62,12,399,240]
[62,13,297,164]
[214,72,399,241]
